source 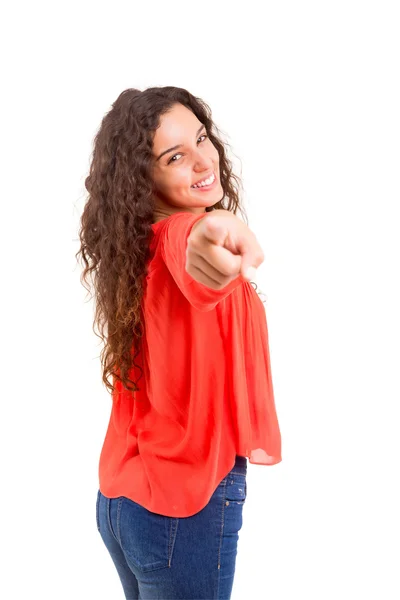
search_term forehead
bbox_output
[152,104,202,151]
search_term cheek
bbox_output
[170,168,192,191]
[153,170,190,199]
[155,170,187,192]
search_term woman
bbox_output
[76,86,282,599]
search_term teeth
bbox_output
[192,172,215,188]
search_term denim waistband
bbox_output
[233,454,247,474]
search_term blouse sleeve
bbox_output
[159,211,246,312]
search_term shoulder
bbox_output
[153,212,207,244]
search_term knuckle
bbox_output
[185,258,193,274]
[186,238,195,252]
[187,233,200,249]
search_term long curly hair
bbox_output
[75,85,255,398]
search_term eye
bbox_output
[168,134,208,164]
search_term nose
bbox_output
[193,151,214,172]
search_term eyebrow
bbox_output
[155,124,206,162]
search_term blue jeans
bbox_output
[96,455,248,599]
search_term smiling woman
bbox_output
[76,85,281,600]
[76,86,245,398]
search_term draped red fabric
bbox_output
[98,211,282,517]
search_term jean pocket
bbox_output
[96,489,101,532]
[118,498,179,573]
[225,473,247,504]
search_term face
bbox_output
[151,103,224,220]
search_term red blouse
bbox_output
[98,211,282,517]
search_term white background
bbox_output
[1,1,399,598]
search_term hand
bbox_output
[186,210,265,290]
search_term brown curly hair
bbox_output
[75,85,255,398]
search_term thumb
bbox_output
[202,217,229,247]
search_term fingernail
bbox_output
[244,266,257,281]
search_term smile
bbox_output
[191,172,217,190]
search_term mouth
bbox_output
[190,171,217,192]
